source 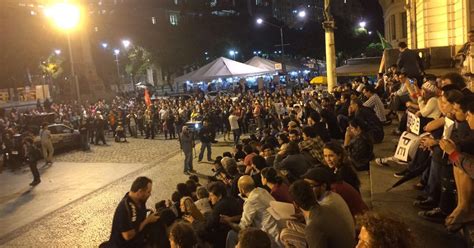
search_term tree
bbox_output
[125,46,152,85]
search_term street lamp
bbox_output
[359,21,366,29]
[44,2,81,102]
[114,49,121,86]
[256,18,285,70]
[54,49,61,55]
[229,50,238,60]
[101,42,108,49]
[122,39,131,49]
[298,10,306,18]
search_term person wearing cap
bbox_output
[303,167,368,218]
[281,180,355,248]
[410,82,441,120]
[302,167,354,230]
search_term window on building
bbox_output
[390,14,396,40]
[151,16,156,24]
[169,14,178,26]
[174,0,178,5]
[401,12,407,38]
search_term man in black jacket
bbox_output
[198,120,214,162]
[397,41,424,87]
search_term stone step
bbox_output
[369,132,465,247]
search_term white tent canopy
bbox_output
[245,56,299,72]
[245,56,279,72]
[174,57,273,83]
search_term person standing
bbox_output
[198,120,213,162]
[94,112,107,145]
[23,137,41,186]
[397,41,424,87]
[180,126,196,175]
[79,115,91,151]
[39,122,53,165]
[228,110,240,145]
[127,111,138,138]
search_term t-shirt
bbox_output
[331,182,368,217]
[109,193,147,248]
[305,204,355,248]
[229,114,240,130]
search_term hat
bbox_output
[302,167,335,184]
[422,82,438,95]
[288,121,298,128]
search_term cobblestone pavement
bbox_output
[0,136,227,247]
[53,135,181,164]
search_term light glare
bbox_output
[44,3,81,30]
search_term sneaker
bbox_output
[394,169,408,178]
[375,157,390,166]
[183,171,190,175]
[29,180,41,186]
[413,198,437,210]
[418,208,447,223]
[413,182,425,191]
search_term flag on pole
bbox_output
[144,89,151,106]
[377,31,392,49]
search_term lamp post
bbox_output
[256,18,285,70]
[114,49,121,88]
[45,3,81,102]
[323,0,337,92]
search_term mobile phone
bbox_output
[409,79,414,84]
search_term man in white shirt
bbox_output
[222,176,283,248]
[228,110,240,145]
[40,122,54,165]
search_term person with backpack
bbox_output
[23,137,41,186]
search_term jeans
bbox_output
[80,132,90,151]
[184,150,193,172]
[198,142,212,161]
[232,129,241,145]
[28,161,40,182]
[426,155,445,204]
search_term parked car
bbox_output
[9,124,80,163]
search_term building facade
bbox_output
[379,0,474,50]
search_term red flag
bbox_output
[144,89,151,106]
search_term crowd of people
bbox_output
[2,40,474,247]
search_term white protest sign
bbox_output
[406,111,421,135]
[442,118,455,139]
[394,131,420,162]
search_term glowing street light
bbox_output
[44,2,82,102]
[256,18,263,24]
[101,42,108,49]
[113,49,121,85]
[54,49,61,55]
[359,21,366,29]
[298,10,306,18]
[44,3,81,30]
[122,39,131,49]
[229,50,238,60]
